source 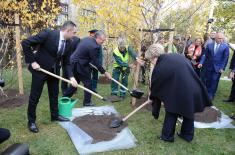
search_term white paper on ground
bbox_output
[220,76,232,81]
[59,105,137,155]
[178,106,235,129]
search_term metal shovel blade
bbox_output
[130,89,144,99]
[110,118,123,128]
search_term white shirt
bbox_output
[58,31,66,52]
[214,42,220,53]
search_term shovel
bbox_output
[38,68,109,102]
[110,100,150,128]
[89,63,144,99]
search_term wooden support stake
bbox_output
[15,13,24,94]
[167,23,175,53]
[131,29,143,106]
[206,0,215,33]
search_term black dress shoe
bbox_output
[83,102,95,107]
[230,115,235,120]
[51,115,70,122]
[177,132,192,142]
[158,136,174,142]
[28,122,39,133]
[223,99,235,103]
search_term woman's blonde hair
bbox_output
[145,43,165,60]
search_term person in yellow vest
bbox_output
[111,38,143,99]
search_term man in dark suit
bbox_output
[224,44,235,104]
[61,35,80,95]
[21,21,78,133]
[88,29,103,93]
[198,32,229,100]
[64,30,111,106]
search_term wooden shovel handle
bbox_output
[122,101,150,122]
[89,63,129,91]
[38,68,104,100]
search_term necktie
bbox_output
[214,44,219,55]
[58,40,65,57]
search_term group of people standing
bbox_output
[141,31,233,142]
[8,19,232,145]
[21,21,110,133]
[155,31,231,101]
[20,20,144,133]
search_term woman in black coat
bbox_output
[145,44,212,142]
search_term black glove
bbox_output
[152,98,161,119]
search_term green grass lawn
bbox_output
[0,68,235,155]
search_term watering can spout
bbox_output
[70,99,78,109]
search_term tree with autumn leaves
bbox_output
[0,0,62,34]
[74,0,214,45]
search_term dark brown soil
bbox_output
[73,114,127,144]
[106,95,122,102]
[194,106,221,123]
[98,76,111,84]
[133,96,152,111]
[0,89,28,108]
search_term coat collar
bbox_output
[55,30,60,48]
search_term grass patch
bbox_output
[0,68,235,155]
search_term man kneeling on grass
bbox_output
[146,44,212,142]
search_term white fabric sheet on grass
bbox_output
[178,106,235,129]
[59,105,137,155]
[220,76,232,81]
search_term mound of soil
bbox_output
[73,114,127,144]
[98,76,111,84]
[133,96,152,111]
[194,106,221,123]
[0,89,28,108]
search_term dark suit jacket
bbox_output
[70,37,105,78]
[62,36,80,67]
[200,41,229,72]
[21,29,73,77]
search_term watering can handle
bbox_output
[89,63,129,91]
[38,68,105,100]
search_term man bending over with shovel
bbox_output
[111,37,143,100]
[64,31,112,106]
[145,43,212,142]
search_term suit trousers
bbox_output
[91,68,99,92]
[61,66,69,95]
[229,80,235,100]
[63,63,92,104]
[204,69,221,99]
[161,111,194,142]
[28,68,59,123]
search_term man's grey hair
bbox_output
[94,30,106,38]
[117,38,127,48]
[145,43,165,60]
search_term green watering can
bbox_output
[58,97,78,118]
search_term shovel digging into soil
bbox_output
[110,100,150,128]
[89,63,144,99]
[38,68,110,102]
